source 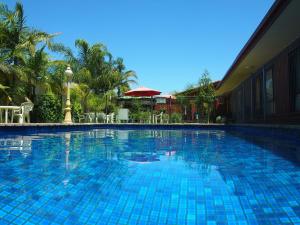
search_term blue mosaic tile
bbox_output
[0,128,300,224]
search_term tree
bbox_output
[198,70,215,123]
[0,84,11,103]
[177,95,189,117]
[0,2,58,103]
[73,39,115,94]
[0,2,138,122]
[113,57,137,97]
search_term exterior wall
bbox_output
[154,100,181,114]
[221,37,300,124]
[154,99,199,122]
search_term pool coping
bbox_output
[0,122,299,130]
[0,123,225,127]
[230,123,300,130]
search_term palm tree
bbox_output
[0,2,57,102]
[0,84,9,96]
[24,46,49,101]
[0,2,138,122]
[113,57,137,97]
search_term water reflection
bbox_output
[1,128,300,224]
[0,135,33,160]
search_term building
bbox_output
[153,95,180,115]
[216,0,300,124]
[175,81,220,122]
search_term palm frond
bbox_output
[14,2,25,33]
[48,42,74,59]
[0,84,9,90]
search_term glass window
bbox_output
[289,48,300,111]
[254,75,262,115]
[296,55,300,111]
[265,68,274,114]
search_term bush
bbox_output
[216,115,222,123]
[72,101,83,123]
[170,113,182,123]
[34,93,62,123]
[106,102,117,114]
[216,115,226,123]
[131,99,143,114]
[140,111,151,122]
[130,111,151,123]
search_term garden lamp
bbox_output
[63,65,73,124]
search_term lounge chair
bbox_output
[116,109,129,123]
[12,102,34,123]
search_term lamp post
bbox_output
[64,65,73,124]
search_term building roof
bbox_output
[216,0,300,96]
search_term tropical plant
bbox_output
[176,95,189,120]
[0,2,137,123]
[113,57,137,97]
[198,70,215,123]
[71,101,83,123]
[34,93,62,122]
[0,2,58,103]
[170,113,182,123]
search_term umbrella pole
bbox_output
[151,96,153,124]
[105,95,108,115]
[169,96,171,123]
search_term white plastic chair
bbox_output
[85,113,95,123]
[116,109,129,123]
[78,113,95,123]
[154,112,163,124]
[96,112,106,123]
[78,114,85,123]
[106,113,115,123]
[12,102,34,123]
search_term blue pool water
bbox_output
[0,127,300,225]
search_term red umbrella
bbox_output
[124,86,161,97]
[124,86,161,123]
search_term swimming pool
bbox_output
[0,126,300,224]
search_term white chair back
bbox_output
[117,108,129,121]
[88,113,95,119]
[106,112,115,123]
[96,112,106,122]
[21,102,34,114]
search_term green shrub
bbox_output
[140,111,151,122]
[216,115,222,123]
[130,111,151,123]
[106,102,117,114]
[130,112,141,122]
[131,99,143,114]
[170,113,182,123]
[72,101,83,123]
[34,93,62,123]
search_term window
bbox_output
[289,47,300,111]
[254,74,262,115]
[237,88,242,121]
[265,68,275,114]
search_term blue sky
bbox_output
[3,0,274,94]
